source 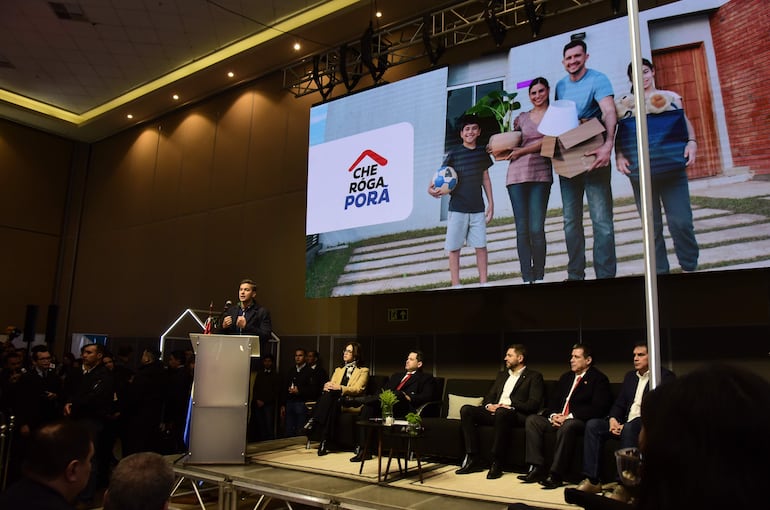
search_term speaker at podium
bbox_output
[185,333,259,464]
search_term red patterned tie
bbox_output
[563,375,583,415]
[396,372,412,391]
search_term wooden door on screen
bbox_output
[653,43,720,179]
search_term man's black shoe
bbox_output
[349,452,372,462]
[539,474,563,490]
[486,462,503,479]
[455,459,485,475]
[517,466,546,483]
[317,440,329,456]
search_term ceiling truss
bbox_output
[282,0,607,99]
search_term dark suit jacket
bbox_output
[546,366,612,422]
[610,367,675,422]
[384,370,436,413]
[219,302,272,340]
[483,367,545,415]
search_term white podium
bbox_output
[186,333,259,464]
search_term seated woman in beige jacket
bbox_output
[304,341,368,455]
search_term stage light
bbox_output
[524,0,544,38]
[422,14,444,65]
[483,1,506,47]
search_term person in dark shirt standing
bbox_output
[63,343,114,503]
[248,353,281,441]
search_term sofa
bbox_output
[309,376,622,483]
[418,378,623,482]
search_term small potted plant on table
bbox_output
[404,412,422,436]
[379,389,399,426]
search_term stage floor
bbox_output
[169,438,576,510]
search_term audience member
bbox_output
[280,348,315,437]
[248,353,281,441]
[17,345,63,432]
[63,343,115,502]
[303,342,368,456]
[0,420,94,510]
[457,344,544,479]
[103,452,175,510]
[519,344,611,489]
[576,341,674,500]
[163,349,192,452]
[121,348,166,455]
[306,350,329,398]
[635,364,769,510]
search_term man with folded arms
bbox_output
[576,341,674,501]
[456,344,544,479]
[519,343,611,489]
[351,350,436,462]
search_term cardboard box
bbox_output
[540,117,606,178]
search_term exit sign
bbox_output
[387,308,409,322]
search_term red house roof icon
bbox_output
[347,149,388,172]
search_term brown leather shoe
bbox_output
[576,478,602,494]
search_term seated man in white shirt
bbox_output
[576,341,675,500]
[456,344,545,479]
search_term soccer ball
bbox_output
[432,166,458,195]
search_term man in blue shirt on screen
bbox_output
[555,40,617,280]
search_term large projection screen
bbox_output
[306,0,770,298]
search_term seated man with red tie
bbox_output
[350,350,436,462]
[518,343,612,489]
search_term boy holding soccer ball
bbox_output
[428,114,494,286]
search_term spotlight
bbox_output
[361,21,389,82]
[126,114,133,119]
[293,42,301,51]
[172,94,179,100]
[421,15,444,66]
[312,55,335,100]
[483,1,506,47]
[524,0,544,38]
[227,71,235,78]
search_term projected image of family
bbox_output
[306,0,770,298]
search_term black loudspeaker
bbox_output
[45,304,59,347]
[23,304,38,344]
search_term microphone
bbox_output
[223,300,233,313]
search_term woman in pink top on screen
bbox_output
[505,77,553,283]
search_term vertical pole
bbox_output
[627,0,662,388]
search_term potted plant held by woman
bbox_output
[466,89,522,160]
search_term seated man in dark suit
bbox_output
[576,340,675,500]
[519,343,612,489]
[350,350,436,462]
[455,344,545,479]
